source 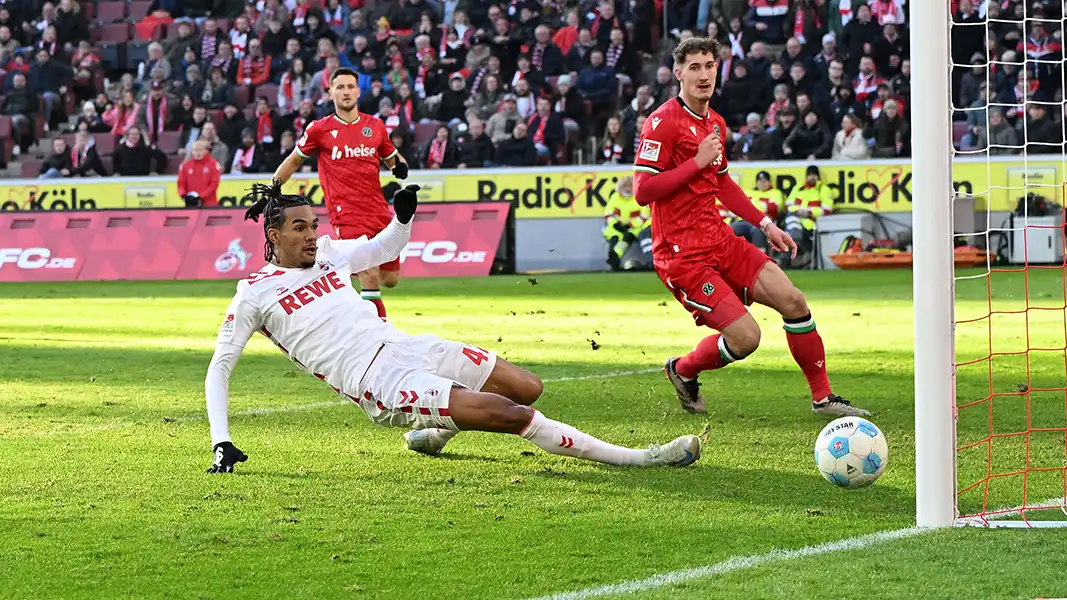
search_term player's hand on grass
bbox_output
[763,222,798,259]
[393,184,421,224]
[695,132,723,169]
[206,441,247,474]
[392,160,409,180]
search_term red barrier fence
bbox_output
[0,203,510,282]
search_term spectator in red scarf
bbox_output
[69,128,108,176]
[231,128,266,173]
[237,38,272,87]
[419,125,459,169]
[414,48,444,99]
[284,98,316,140]
[598,116,630,165]
[140,80,171,148]
[252,97,280,153]
[394,82,423,129]
[527,96,565,163]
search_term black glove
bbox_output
[206,441,247,474]
[612,222,629,234]
[392,184,421,224]
[392,160,409,180]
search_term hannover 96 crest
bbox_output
[712,124,721,138]
[702,282,715,296]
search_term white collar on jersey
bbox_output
[676,97,709,120]
[332,113,362,125]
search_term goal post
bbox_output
[917,0,1067,528]
[912,0,958,529]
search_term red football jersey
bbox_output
[296,113,399,229]
[633,97,734,268]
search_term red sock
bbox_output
[675,334,741,379]
[784,314,832,401]
[361,289,386,319]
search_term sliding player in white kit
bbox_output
[204,183,702,473]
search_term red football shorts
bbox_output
[657,236,772,331]
[335,222,401,272]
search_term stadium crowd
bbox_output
[0,0,1056,178]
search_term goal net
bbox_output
[947,0,1067,527]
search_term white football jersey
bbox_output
[213,223,409,399]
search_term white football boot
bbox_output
[646,435,702,467]
[404,429,454,456]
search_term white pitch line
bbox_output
[523,527,928,600]
[526,497,1067,600]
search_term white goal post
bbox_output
[913,0,1067,528]
[911,0,958,529]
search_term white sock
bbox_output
[519,411,648,466]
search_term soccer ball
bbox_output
[813,417,889,488]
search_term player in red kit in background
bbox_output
[270,67,409,319]
[632,37,870,418]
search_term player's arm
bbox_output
[326,185,420,271]
[272,123,317,185]
[377,123,408,179]
[720,176,798,257]
[204,291,261,473]
[272,148,306,186]
[633,121,722,207]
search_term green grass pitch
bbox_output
[2,270,1067,599]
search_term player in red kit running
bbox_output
[632,37,869,418]
[270,67,409,320]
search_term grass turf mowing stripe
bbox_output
[526,497,1067,600]
[16,368,665,437]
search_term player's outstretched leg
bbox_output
[446,387,701,466]
[751,262,870,417]
[406,357,544,456]
[358,267,388,319]
[667,303,762,414]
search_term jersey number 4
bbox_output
[462,346,490,366]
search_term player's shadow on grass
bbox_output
[530,463,915,522]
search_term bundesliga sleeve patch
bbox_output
[220,314,235,334]
[639,139,662,162]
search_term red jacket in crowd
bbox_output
[178,154,222,206]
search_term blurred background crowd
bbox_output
[0,0,1059,179]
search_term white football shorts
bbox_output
[356,333,498,431]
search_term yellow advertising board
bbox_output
[0,156,1060,217]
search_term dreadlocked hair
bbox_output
[242,182,312,262]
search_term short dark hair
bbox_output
[673,37,722,66]
[329,67,359,84]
